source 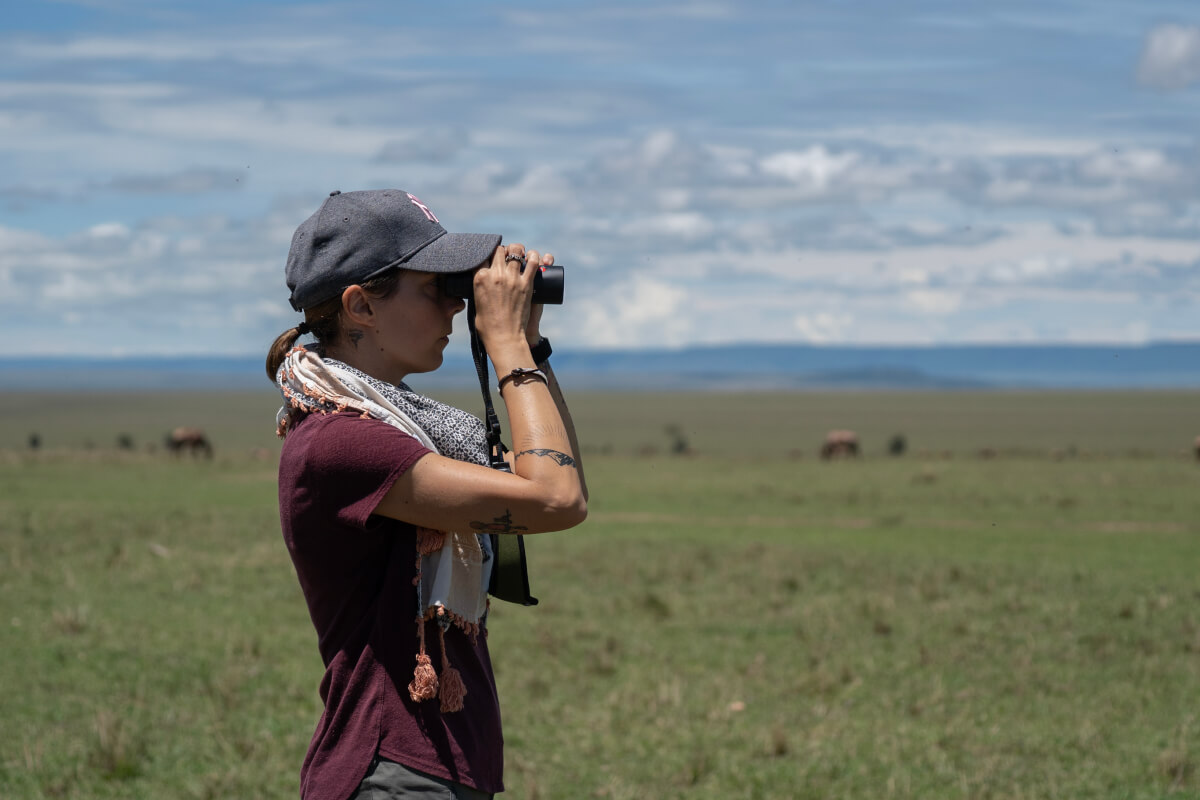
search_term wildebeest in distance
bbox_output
[164,427,213,458]
[820,429,860,460]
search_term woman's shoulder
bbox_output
[290,408,384,433]
[283,411,428,463]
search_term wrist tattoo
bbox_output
[470,508,529,534]
[515,448,577,467]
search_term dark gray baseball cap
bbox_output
[285,189,501,311]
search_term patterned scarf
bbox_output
[275,345,491,712]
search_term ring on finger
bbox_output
[504,253,527,269]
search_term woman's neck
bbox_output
[322,342,408,385]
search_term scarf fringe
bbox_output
[407,607,475,713]
[276,347,365,437]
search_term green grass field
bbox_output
[0,390,1197,799]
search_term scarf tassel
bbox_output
[407,614,467,713]
[408,619,439,702]
[437,624,467,713]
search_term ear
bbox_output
[340,285,376,327]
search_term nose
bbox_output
[444,294,466,316]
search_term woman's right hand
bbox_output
[471,243,540,352]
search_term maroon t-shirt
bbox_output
[278,411,504,800]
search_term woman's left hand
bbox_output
[525,250,555,346]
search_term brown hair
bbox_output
[265,268,407,381]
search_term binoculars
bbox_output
[439,264,565,305]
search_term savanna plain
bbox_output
[0,389,1197,800]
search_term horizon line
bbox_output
[3,338,1200,361]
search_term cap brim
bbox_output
[373,231,502,278]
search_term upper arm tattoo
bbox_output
[514,448,577,467]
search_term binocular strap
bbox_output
[466,298,538,607]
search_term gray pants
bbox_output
[351,756,494,800]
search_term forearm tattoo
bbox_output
[519,422,569,450]
[514,448,577,467]
[470,508,529,534]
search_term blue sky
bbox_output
[3,0,1199,356]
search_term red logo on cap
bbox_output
[406,193,439,223]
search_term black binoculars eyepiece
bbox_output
[439,264,565,305]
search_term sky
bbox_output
[3,0,1199,357]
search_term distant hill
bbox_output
[0,342,1197,391]
[546,342,1200,390]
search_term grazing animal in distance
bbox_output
[820,429,860,459]
[165,427,213,458]
[664,424,694,456]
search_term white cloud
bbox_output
[760,146,859,190]
[640,130,681,166]
[9,33,371,65]
[655,189,691,211]
[1063,321,1151,344]
[820,124,1110,158]
[503,2,735,29]
[374,128,471,164]
[1138,24,1200,90]
[490,165,576,210]
[86,222,130,239]
[793,311,853,343]
[1078,147,1172,181]
[0,80,178,100]
[618,212,710,241]
[107,101,388,156]
[718,223,1200,305]
[905,289,963,315]
[101,167,246,195]
[0,225,54,251]
[575,276,691,348]
[903,220,949,238]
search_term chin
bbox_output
[410,353,444,375]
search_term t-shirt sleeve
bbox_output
[295,412,433,530]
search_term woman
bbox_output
[266,189,588,800]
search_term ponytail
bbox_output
[266,297,344,382]
[265,275,402,383]
[265,325,305,381]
